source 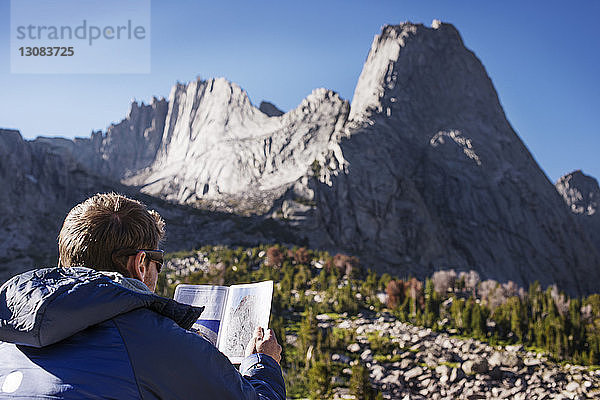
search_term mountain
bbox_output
[556,170,600,252]
[290,21,600,294]
[123,79,348,214]
[1,21,598,294]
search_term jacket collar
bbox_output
[0,267,203,348]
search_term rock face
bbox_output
[36,98,169,182]
[122,79,348,214]
[556,170,600,252]
[0,128,117,280]
[78,98,168,180]
[1,21,599,294]
[259,101,285,117]
[292,22,600,294]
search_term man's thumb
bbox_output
[245,334,258,357]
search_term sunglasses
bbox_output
[113,249,164,273]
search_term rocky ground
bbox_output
[164,253,600,399]
[316,312,600,400]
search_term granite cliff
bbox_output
[292,22,600,294]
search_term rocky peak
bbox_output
[125,79,349,211]
[350,22,468,122]
[162,78,268,145]
[347,20,511,168]
[300,21,600,295]
[556,170,599,216]
[59,96,169,181]
[0,128,23,144]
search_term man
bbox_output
[0,193,284,399]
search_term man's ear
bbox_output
[126,251,148,281]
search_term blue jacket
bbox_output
[0,267,286,399]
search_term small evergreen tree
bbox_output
[298,308,318,367]
[349,363,374,400]
[423,278,439,327]
[470,302,487,339]
[307,361,330,399]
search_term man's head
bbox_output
[58,193,165,291]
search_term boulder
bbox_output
[435,364,451,377]
[462,358,488,374]
[347,343,361,353]
[404,366,424,380]
[360,349,374,362]
[449,367,465,383]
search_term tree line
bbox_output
[384,269,600,365]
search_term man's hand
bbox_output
[245,326,282,364]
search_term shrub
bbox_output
[307,361,330,399]
[331,253,360,277]
[266,246,284,267]
[294,247,311,265]
[385,280,404,308]
[432,269,457,295]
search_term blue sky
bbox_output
[0,0,598,183]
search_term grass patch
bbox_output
[525,345,547,354]
[439,361,460,369]
[374,354,403,363]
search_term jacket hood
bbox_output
[0,267,203,348]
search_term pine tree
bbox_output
[317,269,328,291]
[298,307,317,367]
[349,363,373,400]
[378,273,392,291]
[509,297,525,342]
[362,269,378,302]
[450,297,465,330]
[307,361,330,399]
[463,299,473,334]
[471,303,485,339]
[423,278,439,327]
